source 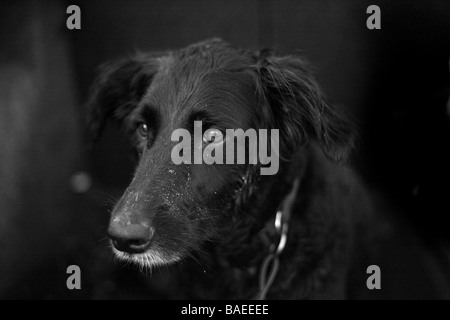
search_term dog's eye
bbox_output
[137,123,148,138]
[203,128,223,144]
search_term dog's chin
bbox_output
[112,245,183,270]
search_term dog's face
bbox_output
[88,39,354,268]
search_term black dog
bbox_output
[88,39,378,299]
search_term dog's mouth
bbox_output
[108,216,207,270]
[112,242,183,269]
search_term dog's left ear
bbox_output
[253,51,356,162]
[87,53,161,141]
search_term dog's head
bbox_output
[88,39,355,268]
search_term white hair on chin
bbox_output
[111,244,182,272]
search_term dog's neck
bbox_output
[187,147,310,299]
[213,146,309,268]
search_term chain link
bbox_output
[254,210,288,300]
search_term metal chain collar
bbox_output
[254,178,300,300]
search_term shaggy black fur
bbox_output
[88,39,375,299]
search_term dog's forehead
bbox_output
[177,39,241,62]
[155,40,247,74]
[172,41,250,78]
[141,46,256,124]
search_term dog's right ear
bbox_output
[87,53,160,141]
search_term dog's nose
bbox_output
[108,222,154,254]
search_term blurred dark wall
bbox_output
[0,1,82,295]
[357,1,450,242]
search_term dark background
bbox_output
[0,0,449,299]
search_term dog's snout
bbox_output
[108,221,154,254]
